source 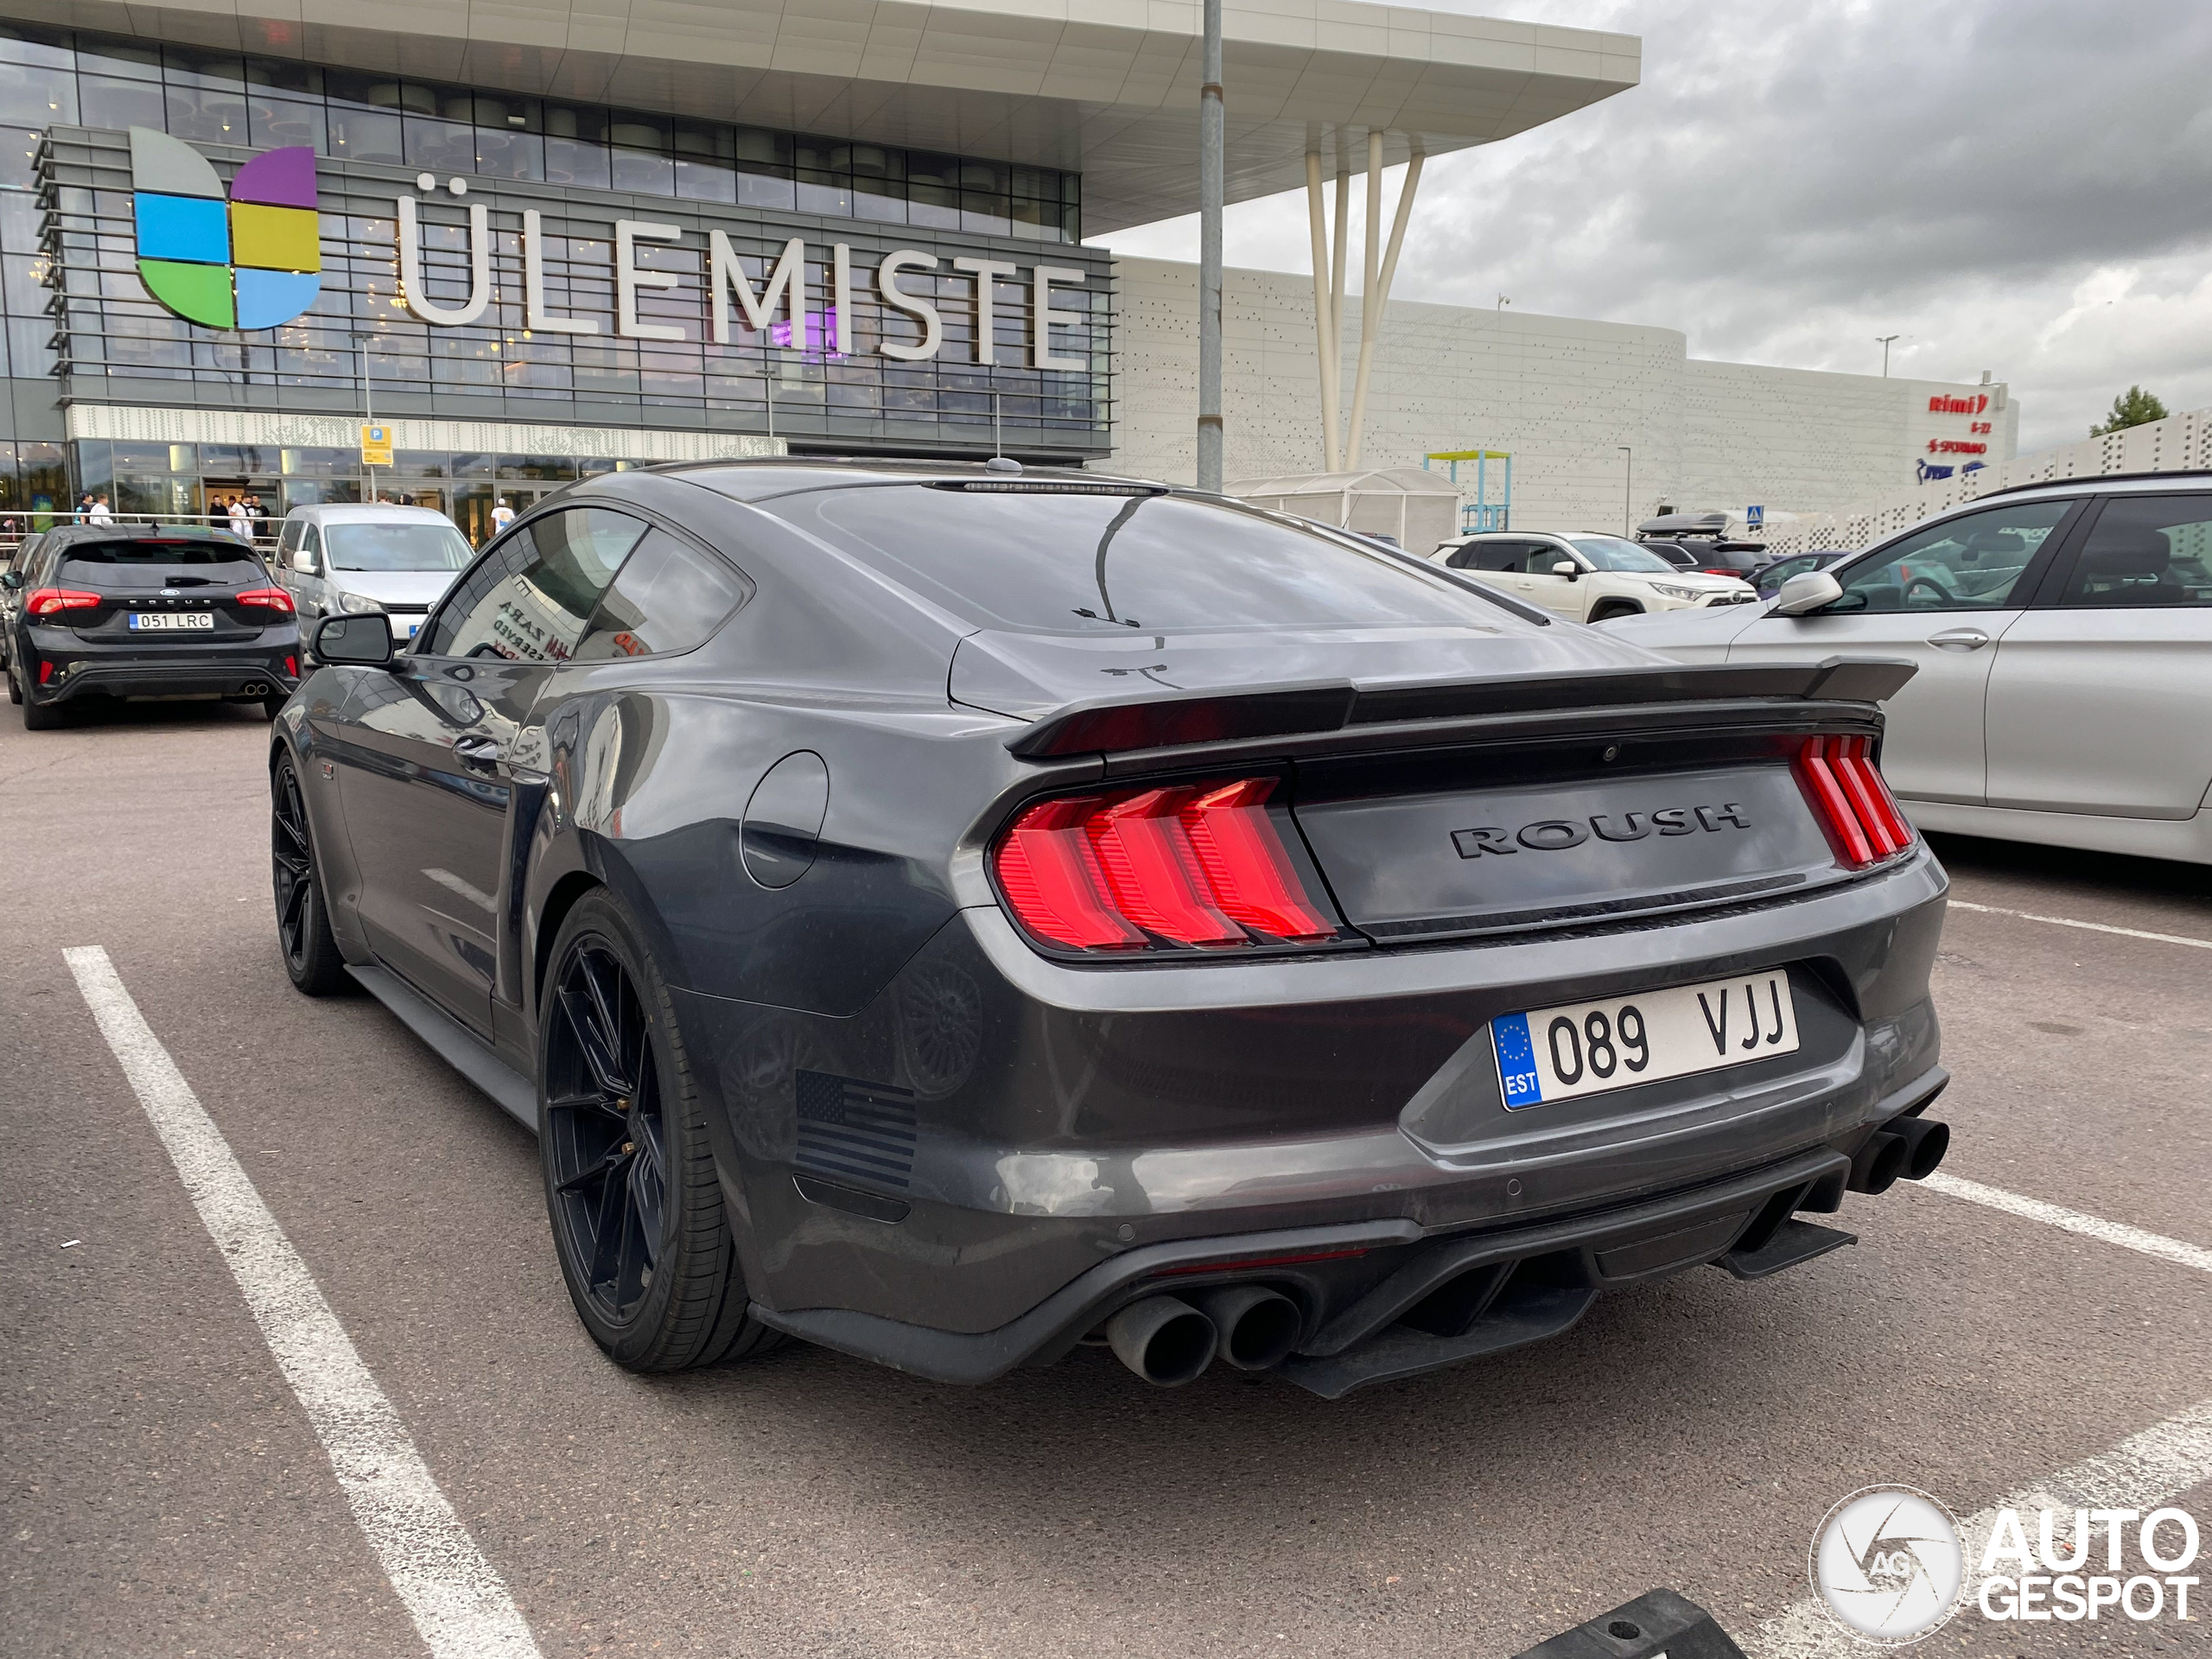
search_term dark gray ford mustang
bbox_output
[272,459,1951,1395]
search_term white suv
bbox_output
[1432,531,1757,622]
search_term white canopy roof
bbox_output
[108,0,1641,233]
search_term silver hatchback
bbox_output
[275,504,474,652]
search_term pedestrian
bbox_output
[491,496,516,534]
[87,493,113,524]
[228,495,252,539]
[75,491,92,522]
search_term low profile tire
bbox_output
[539,889,779,1373]
[4,656,20,704]
[271,758,350,995]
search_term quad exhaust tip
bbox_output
[1849,1114,1949,1196]
[1847,1130,1906,1195]
[1194,1286,1302,1371]
[1106,1295,1217,1386]
[1889,1114,1949,1181]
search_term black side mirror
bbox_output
[315,613,395,665]
[0,569,20,590]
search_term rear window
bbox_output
[57,540,250,566]
[775,486,1518,633]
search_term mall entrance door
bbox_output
[454,485,555,549]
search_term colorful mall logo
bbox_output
[130,127,320,330]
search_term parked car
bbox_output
[274,503,474,653]
[1604,474,2212,863]
[1643,537,1771,580]
[274,459,1950,1396]
[1751,550,1853,597]
[2,523,298,728]
[1433,531,1757,621]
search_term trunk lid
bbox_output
[1289,739,1843,944]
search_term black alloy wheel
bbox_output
[544,942,668,1326]
[271,759,349,994]
[537,891,779,1372]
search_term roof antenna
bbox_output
[985,390,1020,474]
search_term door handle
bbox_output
[1927,627,1991,651]
[453,734,504,770]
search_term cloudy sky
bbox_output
[1096,0,2212,453]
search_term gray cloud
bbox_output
[1099,0,2212,450]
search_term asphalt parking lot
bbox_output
[3,702,2206,1659]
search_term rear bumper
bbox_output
[680,843,1950,1385]
[751,1109,1936,1395]
[22,630,297,703]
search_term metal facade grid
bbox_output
[39,125,1115,460]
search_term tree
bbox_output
[2091,385,2168,435]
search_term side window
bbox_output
[2053,496,2212,608]
[1524,543,1572,575]
[300,524,321,569]
[417,507,647,661]
[278,518,301,554]
[1469,542,1524,573]
[1834,499,2075,613]
[571,531,753,661]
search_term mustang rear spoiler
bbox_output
[1004,657,1916,760]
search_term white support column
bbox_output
[1304,145,1341,473]
[1344,136,1424,471]
[1330,137,1350,431]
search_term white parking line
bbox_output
[65,946,542,1659]
[1948,899,2212,950]
[1751,1394,2212,1657]
[1920,1171,2212,1275]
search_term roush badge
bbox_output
[1454,804,1751,858]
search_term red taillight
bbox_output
[283,655,298,677]
[994,777,1338,953]
[26,588,99,617]
[237,587,294,613]
[1795,734,1913,868]
[1178,779,1334,940]
[37,660,54,684]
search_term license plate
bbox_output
[129,611,214,631]
[1492,969,1800,1109]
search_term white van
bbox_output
[275,504,474,652]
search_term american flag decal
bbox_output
[794,1071,918,1190]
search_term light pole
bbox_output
[1195,0,1224,491]
[1618,445,1632,537]
[1876,334,1901,378]
[350,330,374,503]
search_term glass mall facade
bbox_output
[0,20,1114,536]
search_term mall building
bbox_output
[0,0,2005,546]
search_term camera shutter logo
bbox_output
[130,127,321,330]
[1810,1484,1966,1644]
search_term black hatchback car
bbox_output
[274,461,1953,1395]
[3,523,299,728]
